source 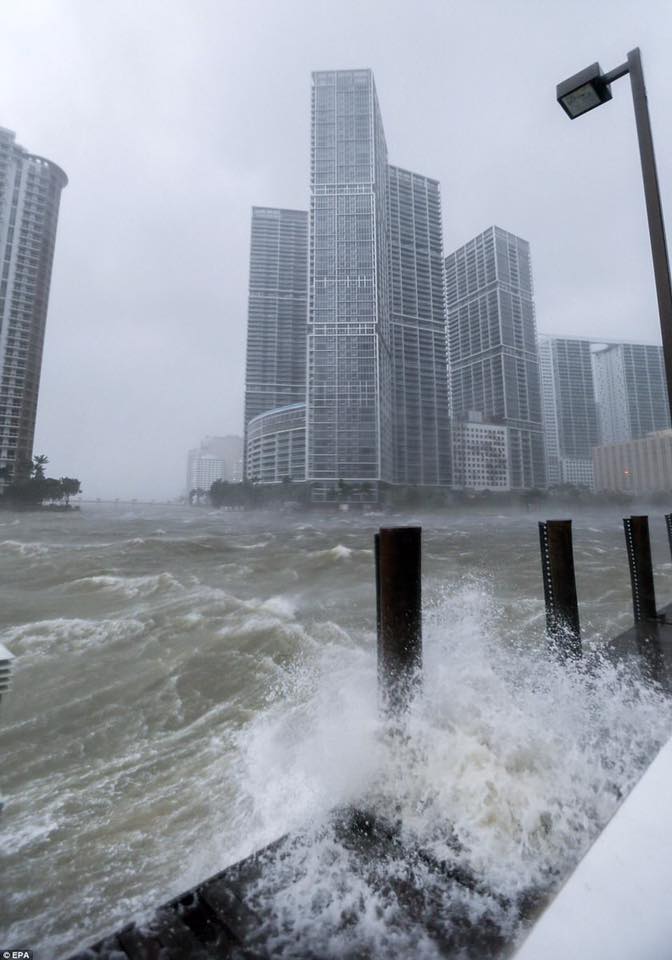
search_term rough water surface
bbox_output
[2,504,672,958]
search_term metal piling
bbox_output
[375,526,422,715]
[538,519,582,658]
[624,515,658,623]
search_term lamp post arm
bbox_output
[602,61,630,85]
[627,47,672,426]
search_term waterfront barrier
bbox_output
[65,516,672,959]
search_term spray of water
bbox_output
[227,580,672,958]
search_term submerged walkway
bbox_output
[69,809,523,959]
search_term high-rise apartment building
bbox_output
[445,226,545,489]
[242,71,454,497]
[0,127,67,481]
[306,69,393,497]
[388,165,450,485]
[592,342,670,445]
[539,335,599,487]
[243,207,308,428]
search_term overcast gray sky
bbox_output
[2,0,671,499]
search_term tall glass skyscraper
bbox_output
[539,335,599,487]
[243,206,308,476]
[388,165,451,485]
[306,70,393,495]
[243,70,454,497]
[445,226,545,489]
[592,341,671,444]
[0,127,67,482]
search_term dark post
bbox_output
[374,532,381,679]
[624,515,658,623]
[377,526,422,714]
[665,513,672,562]
[538,519,581,658]
[627,48,672,425]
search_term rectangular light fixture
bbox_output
[557,62,613,119]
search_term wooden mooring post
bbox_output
[538,519,582,658]
[375,526,422,715]
[624,515,658,623]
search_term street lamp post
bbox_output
[557,48,672,425]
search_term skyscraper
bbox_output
[0,127,67,481]
[445,226,545,489]
[592,341,671,445]
[306,69,393,498]
[243,206,308,429]
[539,335,599,487]
[388,165,451,485]
[242,70,454,498]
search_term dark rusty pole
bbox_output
[624,515,658,623]
[376,527,422,715]
[626,48,672,426]
[538,519,581,658]
[665,513,672,563]
[374,532,382,682]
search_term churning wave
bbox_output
[220,580,672,958]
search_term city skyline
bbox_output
[2,2,672,498]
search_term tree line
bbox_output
[199,478,643,511]
[0,455,81,509]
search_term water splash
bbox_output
[230,580,672,957]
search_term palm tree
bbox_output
[32,454,49,480]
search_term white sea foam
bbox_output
[69,572,184,599]
[1,539,52,558]
[225,579,672,957]
[2,616,146,658]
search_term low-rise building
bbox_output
[452,412,510,491]
[245,403,306,485]
[593,430,672,495]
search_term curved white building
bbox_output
[245,402,306,484]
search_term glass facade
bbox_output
[243,206,308,476]
[446,226,545,489]
[388,165,451,485]
[539,335,599,486]
[0,127,67,481]
[592,342,671,444]
[307,70,392,489]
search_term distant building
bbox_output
[388,165,451,486]
[245,402,306,484]
[445,226,545,489]
[243,207,308,476]
[592,342,670,445]
[452,412,509,491]
[593,430,672,495]
[186,435,243,493]
[0,127,68,482]
[539,335,599,488]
